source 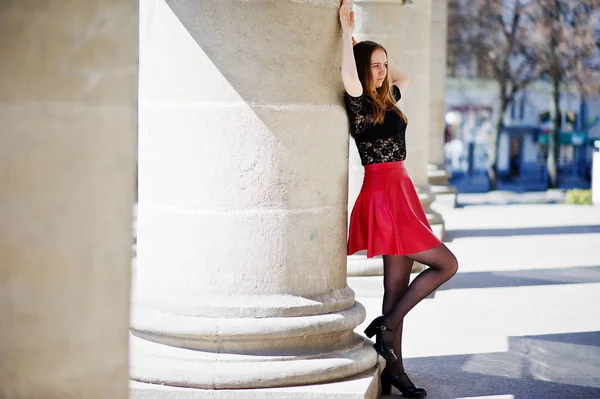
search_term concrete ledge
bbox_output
[431,191,457,212]
[427,164,453,186]
[348,276,385,298]
[130,358,385,399]
[130,330,379,389]
[428,170,451,186]
[430,184,457,196]
[430,220,445,241]
[427,211,444,227]
[416,188,436,209]
[131,299,364,352]
[347,255,383,276]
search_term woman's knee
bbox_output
[406,245,457,278]
[445,253,459,278]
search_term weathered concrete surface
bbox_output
[0,1,137,398]
[132,0,377,394]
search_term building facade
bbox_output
[444,77,600,189]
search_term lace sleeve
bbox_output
[344,92,372,136]
[392,85,401,103]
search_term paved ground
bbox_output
[349,193,600,399]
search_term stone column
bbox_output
[0,1,137,399]
[428,0,457,209]
[401,0,445,239]
[130,1,379,396]
[347,0,409,277]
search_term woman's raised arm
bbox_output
[389,63,409,95]
[339,0,363,97]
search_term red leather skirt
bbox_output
[348,161,441,258]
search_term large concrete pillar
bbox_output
[130,1,380,396]
[428,0,457,209]
[0,1,137,399]
[400,0,444,238]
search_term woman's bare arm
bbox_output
[389,63,409,94]
[339,0,363,97]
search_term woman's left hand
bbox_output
[339,0,355,36]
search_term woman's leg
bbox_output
[382,255,413,375]
[382,244,458,347]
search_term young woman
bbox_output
[339,0,459,397]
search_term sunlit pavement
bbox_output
[350,193,600,399]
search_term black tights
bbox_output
[382,243,458,375]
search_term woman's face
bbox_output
[370,49,388,90]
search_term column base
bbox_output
[430,183,457,196]
[430,191,457,213]
[130,358,384,399]
[428,163,452,186]
[416,185,445,241]
[347,255,383,276]
[130,333,377,390]
[428,164,457,210]
[130,302,379,389]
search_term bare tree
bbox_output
[448,0,539,190]
[526,0,600,188]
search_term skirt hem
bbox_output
[347,161,441,258]
[347,241,443,259]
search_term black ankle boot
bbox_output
[381,370,427,398]
[363,315,397,363]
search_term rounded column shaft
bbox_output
[400,0,445,236]
[400,0,432,186]
[428,0,457,206]
[132,0,377,389]
[429,0,449,168]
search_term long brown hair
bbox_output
[353,41,407,124]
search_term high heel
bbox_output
[363,316,381,338]
[381,370,427,398]
[381,372,392,395]
[363,315,397,363]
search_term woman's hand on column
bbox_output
[339,0,355,37]
[339,0,362,97]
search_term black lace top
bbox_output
[344,85,407,166]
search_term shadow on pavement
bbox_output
[437,266,600,291]
[390,331,600,399]
[444,225,600,241]
[350,266,600,298]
